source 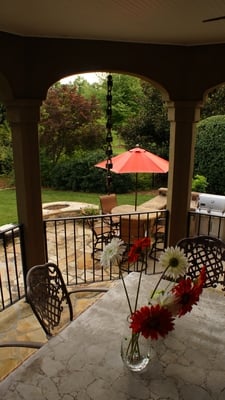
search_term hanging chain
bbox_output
[105,74,113,194]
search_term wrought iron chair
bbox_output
[176,235,225,289]
[86,218,112,260]
[148,215,167,261]
[26,262,108,338]
[99,193,120,234]
[0,341,43,349]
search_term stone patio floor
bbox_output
[0,201,162,382]
[0,280,116,382]
[0,258,161,382]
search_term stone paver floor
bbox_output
[0,201,162,381]
[0,280,115,381]
[0,257,161,382]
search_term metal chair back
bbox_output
[176,235,225,289]
[26,262,108,338]
[26,262,73,338]
[149,215,167,261]
[86,219,112,260]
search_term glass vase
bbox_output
[120,320,151,372]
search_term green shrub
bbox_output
[194,115,225,194]
[80,206,100,216]
[40,149,134,194]
[192,175,208,193]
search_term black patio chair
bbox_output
[176,235,225,289]
[86,218,113,260]
[25,262,108,338]
[0,341,43,349]
[148,215,167,261]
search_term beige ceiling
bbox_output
[1,0,225,46]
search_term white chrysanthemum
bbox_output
[159,246,188,279]
[100,238,126,267]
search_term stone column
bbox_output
[166,101,202,245]
[6,99,46,270]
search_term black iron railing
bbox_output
[0,224,25,310]
[43,210,168,285]
[0,210,168,311]
[187,210,225,239]
[2,208,225,312]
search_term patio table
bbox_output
[112,204,159,238]
[0,273,225,399]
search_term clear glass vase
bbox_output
[120,321,151,372]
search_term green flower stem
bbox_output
[120,272,133,315]
[120,261,144,315]
[134,265,143,312]
[150,265,170,300]
[126,332,140,360]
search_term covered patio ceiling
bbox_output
[1,0,225,46]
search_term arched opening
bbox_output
[37,71,170,204]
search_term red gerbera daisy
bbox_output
[128,237,151,263]
[172,269,205,317]
[195,266,207,293]
[130,304,175,340]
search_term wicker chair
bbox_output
[99,194,120,234]
[176,235,225,289]
[120,217,145,246]
[26,262,108,338]
[119,217,148,273]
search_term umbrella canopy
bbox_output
[95,146,169,209]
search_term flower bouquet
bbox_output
[101,236,152,371]
[101,236,151,314]
[101,238,206,372]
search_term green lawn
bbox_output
[0,189,154,226]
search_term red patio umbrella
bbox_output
[95,146,169,210]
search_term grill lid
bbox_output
[198,193,225,213]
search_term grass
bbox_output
[0,188,155,226]
[0,189,18,225]
[112,133,126,155]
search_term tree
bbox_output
[120,82,170,158]
[109,74,143,130]
[64,74,169,158]
[194,115,225,194]
[201,84,225,119]
[74,73,107,100]
[0,103,6,124]
[87,74,144,136]
[39,83,105,164]
[0,107,13,175]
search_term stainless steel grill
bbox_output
[197,193,225,214]
[195,193,225,240]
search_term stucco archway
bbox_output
[1,32,225,268]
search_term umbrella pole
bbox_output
[135,173,138,211]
